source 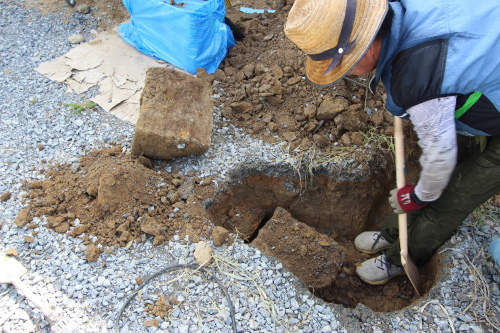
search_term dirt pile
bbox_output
[210,4,393,153]
[19,147,216,260]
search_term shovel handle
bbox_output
[12,278,60,323]
[394,116,406,189]
[394,117,409,252]
[394,117,422,294]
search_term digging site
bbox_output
[1,0,499,332]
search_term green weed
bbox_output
[64,101,96,116]
[466,201,500,229]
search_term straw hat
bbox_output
[284,0,388,86]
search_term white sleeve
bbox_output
[405,96,458,202]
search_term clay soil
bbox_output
[17,0,436,312]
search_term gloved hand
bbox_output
[389,185,428,213]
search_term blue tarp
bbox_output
[119,0,235,74]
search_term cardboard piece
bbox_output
[35,26,189,124]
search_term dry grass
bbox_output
[359,126,395,153]
[438,247,500,332]
[212,254,295,332]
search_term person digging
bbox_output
[284,0,500,285]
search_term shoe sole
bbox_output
[357,270,406,285]
[354,245,392,254]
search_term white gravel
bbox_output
[0,1,499,332]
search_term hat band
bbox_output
[308,0,357,74]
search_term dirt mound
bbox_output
[21,147,215,259]
[211,4,393,152]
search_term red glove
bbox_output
[389,185,428,213]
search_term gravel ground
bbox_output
[1,1,499,332]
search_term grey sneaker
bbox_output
[354,231,392,254]
[356,254,405,285]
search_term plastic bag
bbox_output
[119,0,235,74]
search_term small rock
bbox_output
[144,319,160,327]
[76,4,91,14]
[153,235,166,245]
[341,133,351,146]
[196,67,214,84]
[54,222,70,234]
[68,34,85,44]
[312,134,329,148]
[29,181,43,189]
[15,208,31,228]
[317,234,332,247]
[214,69,226,82]
[136,277,143,285]
[0,192,12,201]
[282,131,297,142]
[267,96,284,104]
[84,244,101,262]
[6,248,19,257]
[86,184,98,197]
[137,156,152,169]
[263,33,274,41]
[230,101,253,113]
[116,221,130,233]
[172,179,183,187]
[317,96,349,120]
[47,216,64,228]
[185,229,200,243]
[169,191,181,204]
[140,215,167,236]
[242,64,255,79]
[228,54,246,69]
[350,132,364,145]
[200,177,212,186]
[286,76,302,85]
[212,226,229,246]
[72,225,89,236]
[24,235,34,243]
[304,104,317,118]
[194,241,212,266]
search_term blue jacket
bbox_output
[370,0,500,136]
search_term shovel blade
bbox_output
[398,214,422,295]
[0,255,27,284]
[401,252,422,295]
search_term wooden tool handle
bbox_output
[394,117,409,260]
[394,116,424,297]
[394,116,406,189]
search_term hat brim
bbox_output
[305,1,388,87]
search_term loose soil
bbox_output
[18,0,438,312]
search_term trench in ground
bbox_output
[207,164,441,313]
